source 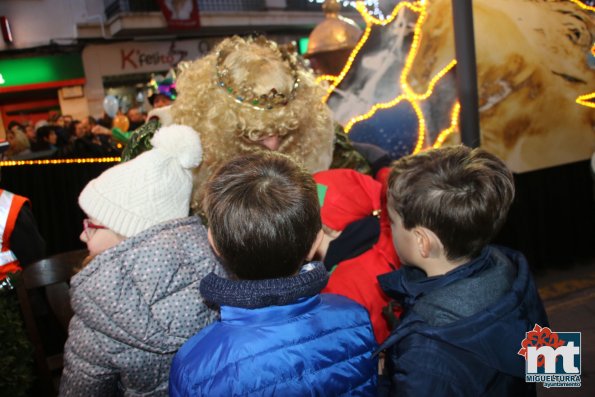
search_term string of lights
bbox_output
[307,0,386,19]
[576,92,595,108]
[576,43,595,108]
[324,0,591,152]
[315,74,339,84]
[569,0,595,12]
[324,0,458,153]
[0,157,121,167]
[433,102,461,148]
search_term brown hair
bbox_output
[387,145,515,261]
[204,152,321,280]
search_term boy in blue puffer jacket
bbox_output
[169,152,378,397]
[377,145,549,396]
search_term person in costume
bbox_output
[121,35,371,212]
[147,75,177,109]
[314,168,401,343]
[60,125,221,397]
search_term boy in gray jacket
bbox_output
[60,125,220,397]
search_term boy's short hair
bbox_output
[387,145,514,261]
[204,152,321,280]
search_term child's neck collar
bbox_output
[420,255,469,277]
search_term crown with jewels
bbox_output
[215,37,301,110]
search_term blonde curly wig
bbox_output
[171,36,335,211]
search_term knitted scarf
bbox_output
[199,262,329,309]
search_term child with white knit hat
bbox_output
[60,125,222,397]
[77,124,201,255]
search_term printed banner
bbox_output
[157,0,200,30]
[326,0,594,173]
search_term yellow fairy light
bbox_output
[0,157,121,167]
[316,75,339,84]
[406,60,457,101]
[569,0,595,12]
[575,43,595,108]
[322,1,424,102]
[433,102,461,148]
[327,0,592,151]
[325,0,458,151]
[343,94,406,132]
[576,92,595,108]
[410,99,426,154]
[359,0,425,26]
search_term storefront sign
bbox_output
[84,39,215,77]
[120,42,190,70]
[0,53,85,93]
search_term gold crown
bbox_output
[215,37,300,110]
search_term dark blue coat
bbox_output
[377,245,549,396]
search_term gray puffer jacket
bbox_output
[60,217,221,397]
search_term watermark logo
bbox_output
[518,324,581,388]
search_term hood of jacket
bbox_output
[70,216,221,354]
[378,245,549,378]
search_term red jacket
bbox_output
[320,167,401,343]
[323,216,400,343]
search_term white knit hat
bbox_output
[79,124,202,238]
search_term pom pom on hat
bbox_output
[151,124,202,168]
[313,169,382,232]
[79,124,202,238]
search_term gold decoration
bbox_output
[306,0,363,56]
[215,37,300,110]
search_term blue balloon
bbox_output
[103,95,119,118]
[120,96,131,114]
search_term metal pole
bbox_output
[451,0,480,148]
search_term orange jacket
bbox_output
[0,189,29,280]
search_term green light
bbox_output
[0,54,84,87]
[298,38,309,55]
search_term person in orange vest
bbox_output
[0,188,46,291]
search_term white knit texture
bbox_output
[79,125,202,237]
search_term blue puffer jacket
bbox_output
[169,263,378,396]
[377,245,549,397]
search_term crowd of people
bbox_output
[2,35,549,397]
[2,110,147,160]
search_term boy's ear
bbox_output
[306,229,324,261]
[414,227,444,258]
[207,228,222,257]
[413,228,430,258]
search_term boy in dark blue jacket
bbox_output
[378,145,549,396]
[169,152,378,396]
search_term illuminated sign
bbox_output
[0,54,84,88]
